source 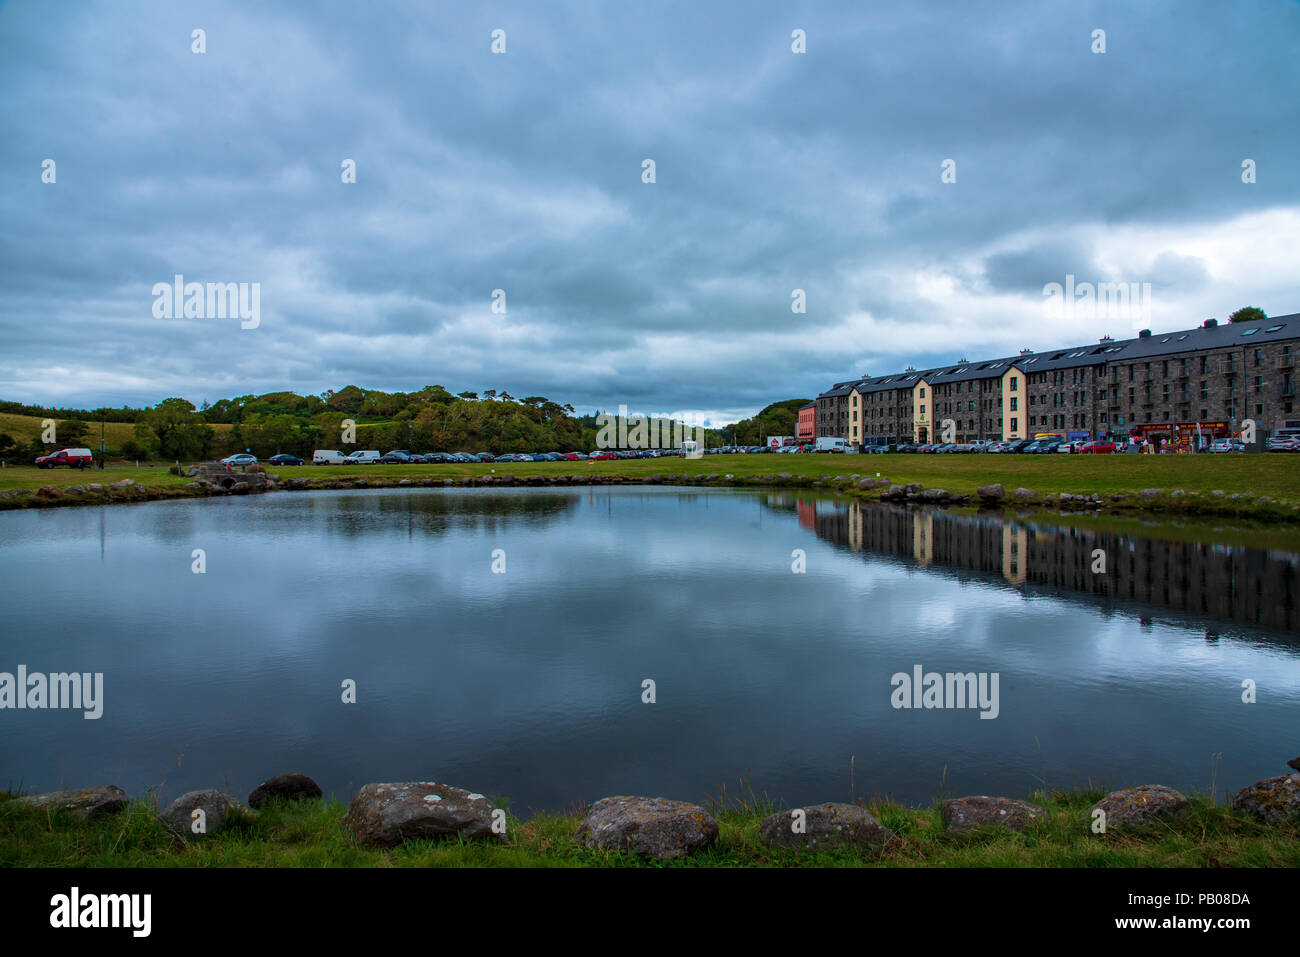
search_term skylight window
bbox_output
[1241,328,1259,336]
[1265,324,1285,332]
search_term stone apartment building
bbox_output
[815,313,1299,445]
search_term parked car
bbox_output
[343,450,380,464]
[1266,435,1300,452]
[313,450,347,465]
[450,452,478,463]
[1209,439,1245,453]
[1005,439,1034,453]
[1080,440,1117,454]
[268,453,304,466]
[221,453,258,467]
[589,450,617,461]
[378,451,411,464]
[35,447,94,469]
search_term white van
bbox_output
[343,450,380,464]
[313,450,347,465]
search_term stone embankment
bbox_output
[13,755,1298,861]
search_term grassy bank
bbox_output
[2,788,1294,868]
[2,453,1299,529]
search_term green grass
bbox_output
[3,453,1300,536]
[2,787,1294,868]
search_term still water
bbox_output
[1,487,1297,814]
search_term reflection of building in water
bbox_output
[830,502,1298,632]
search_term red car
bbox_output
[1080,440,1117,454]
[35,447,95,468]
[588,450,617,461]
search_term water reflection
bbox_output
[765,496,1299,634]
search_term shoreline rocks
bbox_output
[575,796,718,859]
[1232,759,1300,824]
[759,802,893,851]
[344,782,501,848]
[13,785,127,820]
[159,789,244,840]
[248,772,322,809]
[1090,785,1191,830]
[943,795,1046,833]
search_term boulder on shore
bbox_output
[943,796,1045,833]
[1090,785,1190,830]
[14,785,128,820]
[759,802,893,851]
[159,789,244,839]
[575,796,718,859]
[976,484,1005,502]
[248,773,323,809]
[344,782,500,848]
[1232,773,1300,825]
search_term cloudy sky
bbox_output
[2,1,1297,424]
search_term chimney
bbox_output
[1020,347,1033,355]
[957,357,968,364]
[905,365,916,374]
[1099,335,1114,344]
[1203,318,1218,328]
[1138,329,1152,338]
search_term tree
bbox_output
[1228,306,1267,324]
[134,398,214,461]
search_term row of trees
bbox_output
[13,387,594,461]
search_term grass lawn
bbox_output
[2,452,1298,499]
[1,788,1293,868]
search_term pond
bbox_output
[1,487,1296,814]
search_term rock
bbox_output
[1138,488,1164,500]
[1211,490,1225,498]
[920,488,950,502]
[857,477,876,490]
[286,477,310,490]
[353,479,368,488]
[65,485,85,495]
[248,773,323,809]
[1232,774,1300,825]
[759,802,894,851]
[1014,487,1038,500]
[86,483,103,493]
[344,782,500,848]
[904,483,923,494]
[881,484,906,501]
[159,789,243,839]
[35,485,63,499]
[398,478,412,486]
[778,472,792,480]
[943,796,1046,833]
[1090,785,1191,830]
[1170,489,1186,498]
[575,796,719,859]
[977,483,1005,501]
[14,785,128,820]
[109,479,135,488]
[832,475,849,483]
[1289,756,1300,773]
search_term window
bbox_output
[1241,328,1259,336]
[1009,376,1018,390]
[1265,324,1285,333]
[1010,397,1018,411]
[1010,417,1018,432]
[919,388,926,398]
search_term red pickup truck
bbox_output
[35,447,95,469]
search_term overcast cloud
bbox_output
[1,0,1297,424]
